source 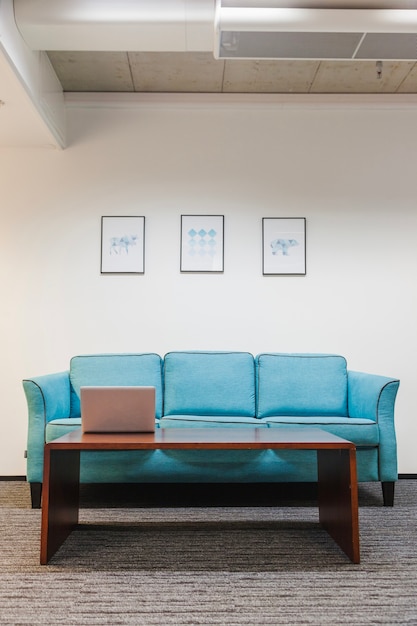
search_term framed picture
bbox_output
[180,215,224,272]
[101,216,145,274]
[262,217,306,275]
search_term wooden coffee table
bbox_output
[40,427,360,564]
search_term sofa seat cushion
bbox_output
[163,351,256,417]
[69,353,163,418]
[46,417,161,442]
[159,415,266,428]
[263,416,379,446]
[256,353,348,418]
[46,418,82,441]
[158,417,267,465]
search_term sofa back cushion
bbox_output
[256,353,348,418]
[163,351,256,417]
[69,353,163,418]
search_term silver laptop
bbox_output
[80,386,156,433]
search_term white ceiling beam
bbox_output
[0,0,66,147]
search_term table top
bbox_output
[46,427,355,451]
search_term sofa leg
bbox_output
[30,482,42,509]
[382,481,395,507]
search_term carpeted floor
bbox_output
[0,480,416,625]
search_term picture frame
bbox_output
[100,216,145,274]
[180,215,224,272]
[262,217,306,275]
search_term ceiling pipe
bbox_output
[13,0,216,51]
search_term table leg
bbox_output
[40,448,80,564]
[317,448,360,564]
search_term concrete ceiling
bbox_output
[41,0,417,95]
[46,50,417,94]
[15,0,417,95]
[2,0,417,149]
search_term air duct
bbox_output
[214,4,417,60]
[13,0,417,60]
[13,0,215,52]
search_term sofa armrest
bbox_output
[348,371,400,421]
[23,372,70,483]
[348,371,400,481]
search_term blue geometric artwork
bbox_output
[270,238,299,256]
[109,235,138,255]
[187,228,218,258]
[181,215,224,272]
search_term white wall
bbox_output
[1,98,416,475]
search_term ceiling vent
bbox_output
[214,4,417,60]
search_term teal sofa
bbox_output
[23,351,400,509]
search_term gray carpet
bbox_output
[0,480,416,625]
